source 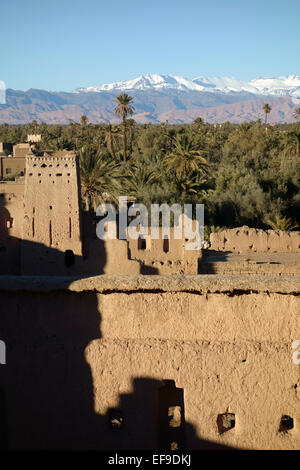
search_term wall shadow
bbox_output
[0,199,240,450]
[0,195,109,276]
[198,250,232,274]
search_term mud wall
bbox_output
[0,275,299,450]
[210,226,300,253]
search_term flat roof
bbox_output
[0,274,298,294]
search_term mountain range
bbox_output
[1,74,299,125]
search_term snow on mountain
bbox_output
[74,73,300,103]
[250,75,300,103]
[192,76,258,93]
[193,75,300,102]
[75,74,206,93]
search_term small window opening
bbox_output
[170,442,179,450]
[49,221,52,245]
[168,406,181,428]
[279,415,294,433]
[163,236,169,253]
[64,249,75,267]
[108,409,124,429]
[217,413,235,434]
[138,236,146,250]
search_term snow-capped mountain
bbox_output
[1,74,299,125]
[74,73,300,103]
[250,75,300,102]
[75,74,207,93]
[192,76,258,94]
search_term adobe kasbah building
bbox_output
[0,144,300,450]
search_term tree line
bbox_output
[0,96,300,234]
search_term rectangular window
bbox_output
[5,168,11,174]
[138,236,147,250]
[163,236,169,253]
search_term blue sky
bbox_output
[1,0,300,91]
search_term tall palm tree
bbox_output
[104,124,118,160]
[262,103,272,124]
[80,115,88,127]
[164,134,209,176]
[79,146,121,211]
[114,94,135,162]
[126,118,136,155]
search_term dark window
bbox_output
[163,236,169,253]
[5,168,11,175]
[64,249,75,267]
[108,409,124,429]
[138,236,146,250]
[217,413,235,434]
[49,221,52,245]
[279,415,294,432]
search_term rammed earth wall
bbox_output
[0,274,299,450]
[210,226,300,253]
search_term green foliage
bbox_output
[164,133,209,176]
[79,146,122,210]
[265,215,298,231]
[1,117,300,230]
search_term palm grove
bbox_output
[1,97,300,235]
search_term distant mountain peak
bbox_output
[2,74,300,125]
[74,73,300,103]
[74,74,207,93]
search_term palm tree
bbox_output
[79,146,121,211]
[164,134,209,176]
[104,124,118,160]
[114,94,135,161]
[80,115,88,127]
[262,103,272,124]
[193,117,204,131]
[294,107,300,121]
[172,172,207,201]
[124,162,158,199]
[265,215,298,231]
[126,118,136,155]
